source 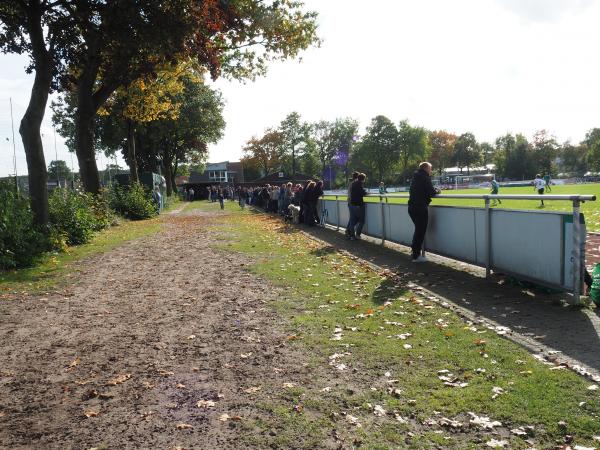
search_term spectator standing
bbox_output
[188,188,195,201]
[303,181,316,225]
[346,173,367,240]
[408,162,439,262]
[378,181,387,195]
[305,180,323,226]
[345,172,359,238]
[218,188,225,210]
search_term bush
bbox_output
[0,181,49,270]
[109,182,157,220]
[49,188,105,245]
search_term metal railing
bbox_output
[323,193,596,304]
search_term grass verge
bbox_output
[0,217,163,294]
[203,203,600,449]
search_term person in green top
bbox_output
[490,178,501,206]
[543,173,552,192]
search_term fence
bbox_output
[318,194,596,305]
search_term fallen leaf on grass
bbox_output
[346,415,362,427]
[282,382,296,388]
[176,383,186,389]
[469,412,502,430]
[492,386,505,399]
[187,335,196,340]
[175,423,193,430]
[373,405,386,416]
[142,381,155,389]
[196,400,216,408]
[486,439,508,448]
[84,409,100,418]
[239,352,252,359]
[588,384,599,391]
[65,358,80,371]
[157,370,175,377]
[439,417,463,428]
[106,373,131,386]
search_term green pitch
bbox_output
[326,183,600,232]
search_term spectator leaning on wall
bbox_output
[408,162,439,262]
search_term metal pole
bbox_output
[572,199,581,305]
[485,197,491,278]
[9,98,18,193]
[380,195,386,246]
[336,195,340,231]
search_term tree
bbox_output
[331,119,359,186]
[429,130,456,176]
[583,128,600,172]
[353,116,398,183]
[47,160,72,182]
[0,1,73,225]
[494,133,535,180]
[453,132,481,174]
[397,120,430,178]
[125,75,225,196]
[67,0,319,195]
[531,129,559,175]
[241,129,284,176]
[480,142,495,166]
[279,112,310,180]
[559,142,588,175]
[2,1,320,222]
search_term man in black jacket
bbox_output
[346,173,367,240]
[408,162,439,262]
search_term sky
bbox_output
[1,0,600,177]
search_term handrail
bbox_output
[327,193,597,201]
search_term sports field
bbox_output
[327,183,600,232]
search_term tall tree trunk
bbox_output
[19,4,52,227]
[164,162,173,197]
[20,69,51,227]
[127,119,139,182]
[74,90,101,194]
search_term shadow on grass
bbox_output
[287,218,600,374]
[371,275,409,306]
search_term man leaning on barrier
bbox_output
[408,162,440,262]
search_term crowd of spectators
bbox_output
[183,181,325,225]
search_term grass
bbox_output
[0,196,184,294]
[326,183,600,231]
[197,201,600,449]
[0,216,163,294]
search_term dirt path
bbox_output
[0,210,319,449]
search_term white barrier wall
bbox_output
[319,199,585,292]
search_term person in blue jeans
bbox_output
[346,173,367,240]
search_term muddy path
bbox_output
[0,210,321,450]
